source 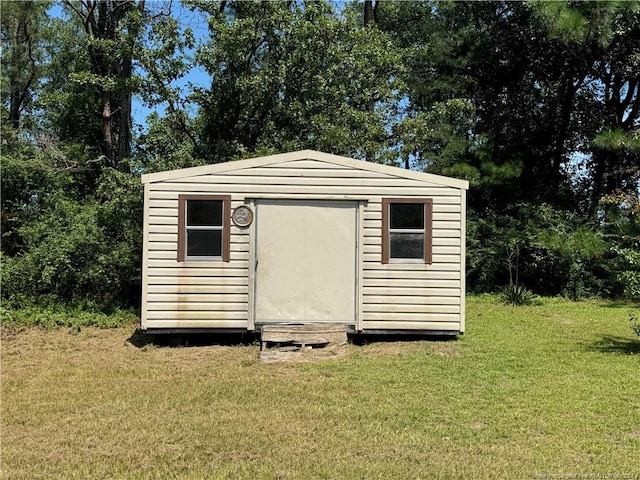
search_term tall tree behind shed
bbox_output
[63,0,145,169]
[1,1,50,130]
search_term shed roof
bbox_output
[141,149,469,190]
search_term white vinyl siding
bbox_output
[141,152,466,332]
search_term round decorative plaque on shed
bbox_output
[232,205,254,227]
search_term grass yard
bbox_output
[2,297,639,479]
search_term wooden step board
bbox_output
[259,324,348,363]
[260,324,348,347]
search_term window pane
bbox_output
[187,200,222,226]
[390,203,424,229]
[390,233,424,259]
[187,229,222,257]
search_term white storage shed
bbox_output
[140,150,469,336]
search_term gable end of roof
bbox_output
[141,150,469,190]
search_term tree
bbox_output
[191,0,402,163]
[536,1,640,212]
[59,0,147,168]
[0,1,50,130]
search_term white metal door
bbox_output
[254,200,357,324]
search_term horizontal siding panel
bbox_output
[148,233,177,243]
[363,253,461,264]
[363,236,381,245]
[148,215,177,226]
[435,254,461,263]
[148,259,248,270]
[147,276,248,285]
[148,224,178,234]
[365,197,462,206]
[146,226,253,240]
[362,314,459,322]
[361,320,460,330]
[146,311,248,320]
[148,293,248,303]
[147,285,248,294]
[364,295,460,305]
[167,175,461,190]
[148,256,248,265]
[434,204,462,213]
[147,200,266,213]
[363,259,461,270]
[149,208,178,218]
[145,234,251,245]
[363,235,461,246]
[145,316,248,326]
[363,213,461,222]
[148,215,178,226]
[434,237,463,246]
[363,204,460,220]
[433,246,461,255]
[433,220,461,230]
[270,160,353,170]
[364,236,461,249]
[148,267,248,277]
[147,302,248,312]
[363,246,381,256]
[149,200,177,209]
[432,230,463,239]
[148,250,178,260]
[434,213,461,221]
[363,304,460,314]
[363,287,461,296]
[147,251,249,262]
[149,229,249,245]
[228,167,387,178]
[362,276,460,288]
[148,242,176,251]
[230,234,250,243]
[363,264,460,283]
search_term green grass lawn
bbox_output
[2,297,639,479]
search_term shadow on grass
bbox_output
[350,333,459,346]
[126,329,458,349]
[596,300,639,309]
[126,329,258,348]
[589,335,640,355]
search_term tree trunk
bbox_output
[364,0,374,26]
[65,0,140,168]
[101,94,115,167]
[9,88,22,130]
[7,2,38,130]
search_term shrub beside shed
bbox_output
[140,150,469,336]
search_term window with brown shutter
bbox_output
[178,195,231,262]
[382,198,432,264]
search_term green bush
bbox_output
[613,247,640,299]
[0,304,138,330]
[1,168,142,309]
[500,284,537,306]
[467,204,611,299]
